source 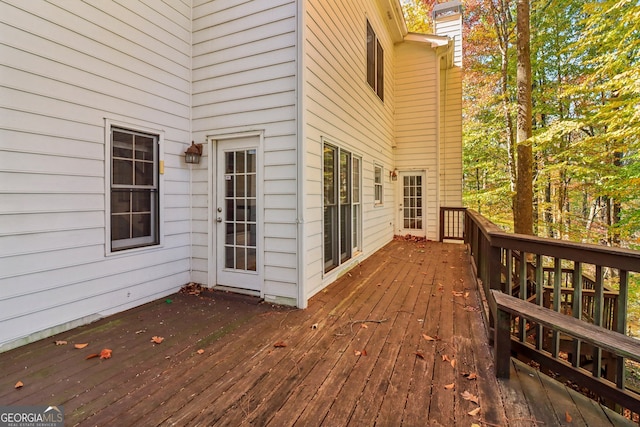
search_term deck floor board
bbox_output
[0,239,633,426]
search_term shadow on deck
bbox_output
[0,240,633,426]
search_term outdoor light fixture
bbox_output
[185,141,203,164]
[390,169,398,181]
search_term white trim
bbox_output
[296,0,307,308]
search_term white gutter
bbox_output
[296,0,307,308]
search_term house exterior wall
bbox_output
[190,0,299,304]
[394,41,440,240]
[0,0,192,351]
[301,0,398,299]
[436,14,463,208]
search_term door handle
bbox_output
[217,217,223,223]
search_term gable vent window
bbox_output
[366,20,384,101]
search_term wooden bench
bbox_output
[490,289,640,380]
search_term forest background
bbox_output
[401,0,639,324]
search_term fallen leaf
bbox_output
[100,349,112,359]
[461,390,479,405]
[444,383,455,389]
[452,291,464,297]
[471,424,481,427]
[422,334,438,341]
[442,354,450,362]
[311,323,318,330]
[463,372,478,380]
[565,411,572,423]
[197,349,205,354]
[273,341,287,348]
[151,336,165,344]
[74,343,89,349]
[15,381,23,389]
[362,349,368,356]
[468,408,481,417]
[464,291,470,298]
[450,358,456,369]
[54,340,67,346]
[85,353,99,360]
[360,323,368,329]
[354,350,362,356]
[415,351,425,360]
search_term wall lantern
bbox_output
[390,169,398,181]
[185,141,203,164]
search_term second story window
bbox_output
[366,20,384,101]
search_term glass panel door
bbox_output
[397,172,426,237]
[216,137,261,292]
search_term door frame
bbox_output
[395,170,427,237]
[207,131,264,296]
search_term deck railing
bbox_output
[449,207,640,415]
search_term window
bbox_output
[374,163,383,205]
[323,143,361,273]
[110,127,159,251]
[366,20,384,101]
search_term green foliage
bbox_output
[456,0,640,248]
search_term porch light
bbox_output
[390,169,398,181]
[185,141,203,164]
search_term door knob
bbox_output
[216,217,222,223]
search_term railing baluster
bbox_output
[506,249,513,296]
[593,266,604,378]
[552,258,561,358]
[572,261,582,368]
[617,270,629,390]
[519,251,527,343]
[535,254,543,350]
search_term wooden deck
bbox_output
[0,239,634,426]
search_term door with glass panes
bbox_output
[216,137,261,292]
[397,171,426,236]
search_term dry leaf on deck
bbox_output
[450,358,456,369]
[85,353,99,360]
[468,407,481,417]
[565,411,572,423]
[360,323,368,329]
[197,349,205,354]
[461,390,479,405]
[444,383,455,390]
[422,334,438,342]
[463,372,478,380]
[464,292,470,298]
[15,381,23,389]
[273,341,287,348]
[442,354,450,362]
[452,291,464,297]
[415,351,425,360]
[54,340,67,346]
[354,350,362,356]
[100,349,112,359]
[151,336,165,344]
[362,349,368,356]
[74,343,89,349]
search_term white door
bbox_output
[397,171,426,237]
[216,137,261,292]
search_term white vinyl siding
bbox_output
[191,0,298,301]
[302,0,396,298]
[0,0,191,351]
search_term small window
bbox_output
[374,163,383,205]
[110,127,159,251]
[366,20,384,101]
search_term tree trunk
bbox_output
[514,0,533,235]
